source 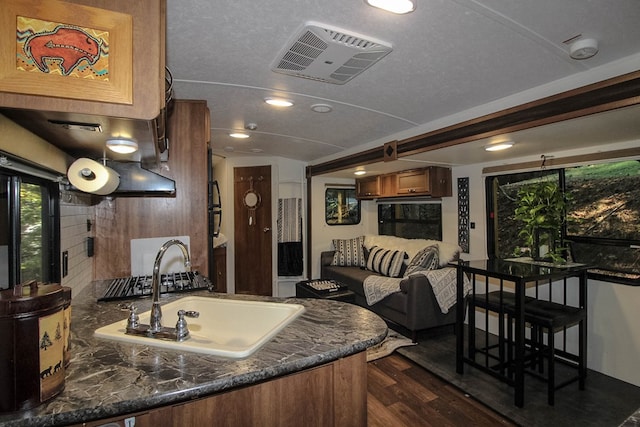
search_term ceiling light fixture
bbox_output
[311,103,333,113]
[354,170,367,176]
[484,141,514,152]
[106,138,138,154]
[365,0,416,14]
[264,97,294,107]
[569,38,599,60]
[229,132,250,139]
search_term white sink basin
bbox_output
[95,296,305,358]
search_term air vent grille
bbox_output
[271,22,392,85]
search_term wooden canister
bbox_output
[0,282,71,412]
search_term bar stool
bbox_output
[479,291,587,405]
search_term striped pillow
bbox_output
[366,246,407,278]
[331,236,366,267]
[404,245,439,277]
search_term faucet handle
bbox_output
[126,305,139,329]
[180,310,199,318]
[175,309,198,340]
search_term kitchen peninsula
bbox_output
[0,284,387,426]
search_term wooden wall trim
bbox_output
[306,146,384,176]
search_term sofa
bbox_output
[320,235,461,342]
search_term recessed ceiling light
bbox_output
[365,0,416,14]
[264,97,294,107]
[229,132,250,139]
[485,141,514,152]
[106,138,138,154]
[354,170,367,176]
[250,148,263,153]
[311,103,333,113]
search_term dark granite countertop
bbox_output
[0,283,387,427]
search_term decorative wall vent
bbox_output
[271,22,393,85]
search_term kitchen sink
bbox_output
[94,296,305,358]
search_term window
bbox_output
[486,160,640,285]
[378,203,442,240]
[0,170,59,288]
[325,188,360,225]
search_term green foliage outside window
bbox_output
[513,181,570,263]
[20,182,45,282]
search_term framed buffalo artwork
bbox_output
[0,0,133,104]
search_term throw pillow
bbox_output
[331,236,366,267]
[366,246,407,278]
[404,245,439,277]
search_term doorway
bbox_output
[233,165,272,295]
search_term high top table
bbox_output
[453,258,589,407]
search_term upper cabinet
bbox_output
[357,166,452,200]
[0,0,166,121]
[355,175,381,198]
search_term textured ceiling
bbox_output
[166,0,640,171]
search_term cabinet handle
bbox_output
[409,188,416,193]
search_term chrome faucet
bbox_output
[149,239,192,333]
[124,240,199,341]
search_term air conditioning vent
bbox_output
[271,22,393,85]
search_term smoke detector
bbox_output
[271,22,393,85]
[569,38,598,60]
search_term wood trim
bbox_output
[307,70,640,177]
[482,147,640,175]
[307,146,384,176]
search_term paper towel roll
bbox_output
[67,158,120,195]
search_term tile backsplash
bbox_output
[59,190,94,293]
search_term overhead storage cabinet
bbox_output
[356,166,452,199]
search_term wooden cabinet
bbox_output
[356,166,451,199]
[396,166,451,197]
[396,169,430,194]
[355,175,381,199]
[72,352,366,427]
[213,246,227,293]
[0,0,166,121]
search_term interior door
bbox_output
[234,165,272,295]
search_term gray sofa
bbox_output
[320,250,458,342]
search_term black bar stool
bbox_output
[478,291,587,405]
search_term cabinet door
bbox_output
[396,169,430,194]
[430,166,452,197]
[213,247,227,292]
[356,176,381,198]
[379,174,396,197]
[0,0,165,120]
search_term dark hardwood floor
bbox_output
[395,326,640,427]
[368,353,517,426]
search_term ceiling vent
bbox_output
[271,22,393,85]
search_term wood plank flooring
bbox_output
[368,353,517,426]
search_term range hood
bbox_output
[104,160,175,196]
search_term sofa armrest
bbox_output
[399,273,455,330]
[321,251,335,267]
